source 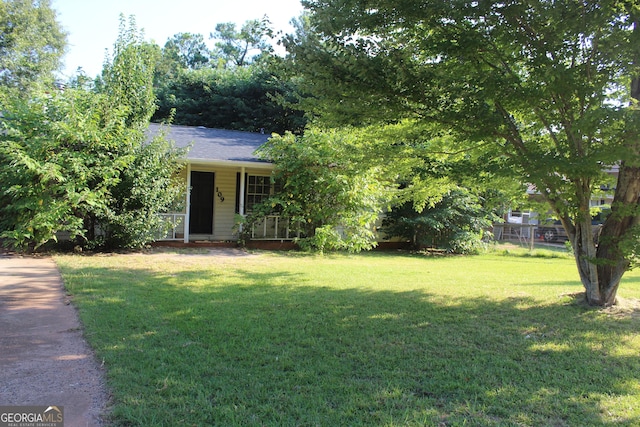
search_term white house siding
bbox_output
[213,169,239,240]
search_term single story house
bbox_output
[149,123,287,243]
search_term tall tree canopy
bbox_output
[286,0,640,306]
[211,17,274,67]
[101,16,157,127]
[151,19,305,133]
[153,62,306,134]
[162,32,210,70]
[0,0,66,93]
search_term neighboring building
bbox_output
[150,123,280,243]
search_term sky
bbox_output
[50,0,305,78]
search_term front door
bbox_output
[189,171,214,234]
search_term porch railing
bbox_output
[156,213,297,242]
[157,213,186,241]
[250,215,300,241]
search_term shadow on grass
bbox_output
[63,264,640,426]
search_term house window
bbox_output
[235,174,281,214]
[246,175,272,212]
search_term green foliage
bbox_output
[0,87,128,249]
[0,0,66,94]
[0,17,184,251]
[291,0,635,199]
[150,18,306,133]
[153,63,306,134]
[253,128,392,252]
[294,0,632,181]
[99,127,185,249]
[100,15,157,127]
[249,119,520,253]
[211,17,273,67]
[351,119,528,214]
[162,32,210,70]
[92,17,185,249]
[382,188,496,254]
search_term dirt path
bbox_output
[0,254,109,427]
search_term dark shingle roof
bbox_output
[148,123,271,164]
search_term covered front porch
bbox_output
[157,162,297,243]
[149,123,295,244]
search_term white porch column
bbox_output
[239,166,246,216]
[183,163,192,243]
[239,167,246,232]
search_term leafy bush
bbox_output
[382,188,495,254]
[249,129,392,253]
[0,18,184,252]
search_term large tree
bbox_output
[0,0,66,93]
[152,21,306,133]
[162,32,210,70]
[211,17,274,67]
[287,0,640,306]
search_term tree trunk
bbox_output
[594,164,640,305]
[571,218,600,303]
[576,163,640,307]
[83,215,96,243]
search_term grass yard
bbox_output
[54,248,640,426]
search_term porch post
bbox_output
[183,163,192,243]
[239,166,246,232]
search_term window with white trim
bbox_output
[246,175,272,212]
[235,174,282,214]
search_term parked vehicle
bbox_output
[537,207,610,243]
[538,220,568,242]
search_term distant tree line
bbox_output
[149,19,306,134]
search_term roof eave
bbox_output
[183,158,274,170]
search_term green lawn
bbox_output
[54,248,640,426]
